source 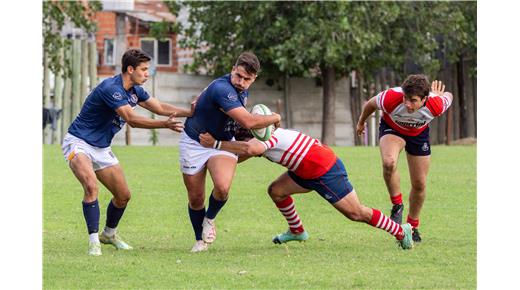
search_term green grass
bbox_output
[43,144,476,289]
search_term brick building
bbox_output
[94,0,192,77]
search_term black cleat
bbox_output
[390,203,404,224]
[412,228,422,243]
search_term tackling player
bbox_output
[62,49,193,256]
[356,75,453,243]
[198,126,415,250]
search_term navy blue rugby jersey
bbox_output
[68,74,150,148]
[184,74,248,143]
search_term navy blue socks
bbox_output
[188,206,206,240]
[82,199,100,234]
[106,200,126,229]
[206,192,228,220]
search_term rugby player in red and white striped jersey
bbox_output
[199,126,415,250]
[357,75,453,243]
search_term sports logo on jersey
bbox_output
[227,92,238,101]
[422,142,429,151]
[112,91,123,100]
[130,94,138,104]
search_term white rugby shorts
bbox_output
[179,131,238,175]
[61,133,119,171]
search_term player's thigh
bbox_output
[406,154,430,186]
[69,153,98,192]
[183,168,207,196]
[269,172,311,196]
[206,155,237,191]
[95,164,130,198]
[379,134,405,163]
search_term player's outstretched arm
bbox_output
[356,96,378,136]
[139,97,194,117]
[116,104,184,132]
[226,107,281,130]
[199,132,266,156]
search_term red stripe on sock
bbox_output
[370,208,381,226]
[390,193,402,205]
[407,216,420,228]
[275,196,294,209]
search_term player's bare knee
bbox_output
[188,194,205,209]
[267,183,283,198]
[83,180,98,197]
[114,191,131,206]
[213,184,231,198]
[382,158,397,173]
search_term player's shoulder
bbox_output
[385,87,404,97]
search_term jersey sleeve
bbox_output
[212,83,244,112]
[134,86,151,102]
[100,87,129,110]
[426,94,452,116]
[376,87,403,113]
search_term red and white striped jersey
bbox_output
[260,128,337,179]
[376,87,452,136]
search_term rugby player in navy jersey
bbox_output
[179,52,281,252]
[62,49,193,256]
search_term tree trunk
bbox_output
[62,44,72,135]
[321,66,336,145]
[283,74,292,128]
[349,71,362,146]
[457,54,468,138]
[80,39,89,104]
[53,47,64,144]
[43,51,51,144]
[89,39,98,90]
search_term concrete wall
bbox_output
[112,72,355,146]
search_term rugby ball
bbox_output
[250,104,275,141]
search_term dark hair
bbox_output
[122,49,151,73]
[234,125,254,141]
[235,52,260,75]
[401,74,430,99]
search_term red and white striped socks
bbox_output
[275,196,305,234]
[370,208,404,240]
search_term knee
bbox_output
[114,190,131,207]
[83,180,98,198]
[382,158,398,174]
[267,182,284,199]
[213,184,231,199]
[188,192,206,209]
[411,181,426,193]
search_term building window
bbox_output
[104,39,115,65]
[140,38,171,66]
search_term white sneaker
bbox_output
[88,241,102,256]
[99,233,133,250]
[190,240,208,253]
[202,217,216,244]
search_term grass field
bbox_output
[43,144,476,289]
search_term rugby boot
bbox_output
[99,233,133,250]
[397,223,414,250]
[272,230,309,244]
[202,217,216,244]
[88,241,102,256]
[390,203,404,224]
[412,228,422,243]
[190,240,208,253]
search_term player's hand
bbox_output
[356,122,366,136]
[272,112,281,123]
[199,132,216,148]
[165,114,184,132]
[431,80,445,96]
[274,120,281,129]
[189,95,199,117]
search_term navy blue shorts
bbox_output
[379,119,431,156]
[288,159,354,204]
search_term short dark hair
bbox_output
[234,125,254,141]
[122,49,151,73]
[235,52,260,75]
[401,74,430,99]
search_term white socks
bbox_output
[103,226,116,237]
[89,233,100,243]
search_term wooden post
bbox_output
[283,75,292,128]
[89,37,98,90]
[53,47,64,144]
[80,39,89,104]
[43,51,51,144]
[62,43,72,134]
[71,38,82,119]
